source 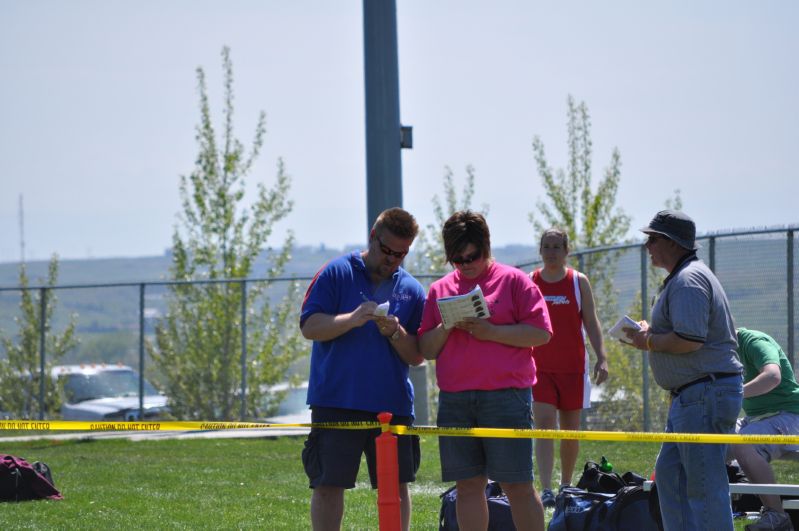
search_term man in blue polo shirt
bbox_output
[300,207,425,531]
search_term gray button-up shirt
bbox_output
[648,256,742,391]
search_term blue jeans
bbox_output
[437,388,534,483]
[737,411,799,462]
[655,374,742,531]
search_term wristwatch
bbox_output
[390,326,402,342]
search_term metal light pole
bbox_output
[363,0,425,423]
[363,0,411,232]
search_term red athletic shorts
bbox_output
[532,371,590,411]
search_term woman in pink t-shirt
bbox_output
[418,211,552,531]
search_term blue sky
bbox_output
[1,1,797,261]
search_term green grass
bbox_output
[0,434,797,529]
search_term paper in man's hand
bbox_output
[373,301,390,317]
[608,315,641,344]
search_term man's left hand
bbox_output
[374,315,400,337]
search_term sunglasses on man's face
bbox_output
[646,234,664,245]
[451,249,482,265]
[377,236,408,259]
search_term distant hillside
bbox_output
[0,255,173,286]
[0,243,540,287]
[1,237,796,371]
[0,243,542,366]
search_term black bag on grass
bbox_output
[576,460,627,494]
[593,485,659,530]
[439,480,515,530]
[0,454,62,502]
[548,486,615,531]
[551,459,661,530]
[548,485,660,531]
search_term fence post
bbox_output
[788,230,795,367]
[409,364,428,425]
[640,246,650,432]
[708,236,716,273]
[138,283,145,419]
[240,280,248,421]
[38,287,48,420]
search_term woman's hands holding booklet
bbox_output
[454,316,493,340]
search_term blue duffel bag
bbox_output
[439,480,515,530]
[548,485,660,531]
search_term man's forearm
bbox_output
[301,312,356,341]
[648,331,703,354]
[743,364,781,398]
[389,326,425,366]
[419,324,451,360]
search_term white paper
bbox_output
[436,285,491,329]
[373,301,390,317]
[608,315,641,344]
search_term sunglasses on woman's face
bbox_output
[451,249,482,265]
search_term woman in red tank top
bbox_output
[529,228,609,508]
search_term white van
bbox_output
[264,380,310,423]
[54,364,169,421]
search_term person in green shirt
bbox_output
[732,327,799,531]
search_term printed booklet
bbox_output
[436,285,491,329]
[608,315,641,344]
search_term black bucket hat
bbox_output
[640,210,699,250]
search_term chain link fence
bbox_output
[1,227,796,429]
[516,227,797,431]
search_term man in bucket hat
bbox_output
[625,210,743,530]
[639,209,699,251]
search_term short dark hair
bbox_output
[442,211,491,262]
[539,228,570,252]
[372,207,419,240]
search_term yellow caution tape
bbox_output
[0,420,373,432]
[395,426,799,445]
[2,420,799,446]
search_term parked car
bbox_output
[264,380,310,424]
[54,364,169,421]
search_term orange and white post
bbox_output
[375,412,401,531]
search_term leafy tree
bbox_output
[409,165,489,275]
[148,47,305,421]
[529,94,631,322]
[530,95,630,252]
[665,188,683,211]
[0,257,77,418]
[530,95,631,348]
[529,96,638,428]
[595,189,684,430]
[65,330,137,366]
[598,294,672,431]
